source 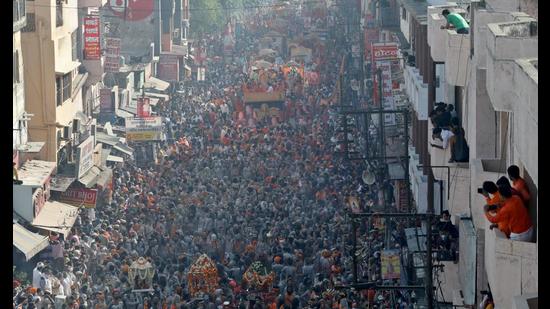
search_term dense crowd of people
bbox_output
[13,8,425,309]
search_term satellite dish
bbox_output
[362,169,376,185]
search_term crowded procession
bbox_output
[13,0,538,308]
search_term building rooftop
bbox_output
[398,0,429,22]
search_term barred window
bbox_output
[21,13,35,32]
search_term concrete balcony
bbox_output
[485,19,537,112]
[484,228,537,309]
[403,65,428,120]
[485,0,538,20]
[427,121,470,217]
[427,4,460,62]
[471,11,530,69]
[444,30,470,87]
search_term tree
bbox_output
[190,0,225,35]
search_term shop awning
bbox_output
[31,201,79,238]
[116,108,136,118]
[55,61,81,74]
[96,167,113,188]
[50,176,76,192]
[144,77,170,92]
[113,143,134,156]
[144,92,170,101]
[78,165,101,188]
[96,132,120,146]
[107,155,124,163]
[15,142,46,153]
[17,160,56,187]
[13,222,49,261]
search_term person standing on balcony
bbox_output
[507,165,531,205]
[484,185,533,242]
[441,9,470,34]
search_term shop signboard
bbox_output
[76,136,95,178]
[125,117,163,141]
[371,43,399,62]
[84,16,101,60]
[381,249,401,279]
[104,37,121,73]
[53,187,98,208]
[100,88,113,113]
[158,54,179,82]
[377,61,396,125]
[137,97,151,118]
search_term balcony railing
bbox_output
[13,0,26,32]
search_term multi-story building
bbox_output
[14,0,45,165]
[396,0,537,307]
[21,0,89,163]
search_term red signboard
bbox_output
[53,187,98,208]
[371,43,399,62]
[108,0,154,21]
[84,16,100,60]
[137,97,151,118]
[158,54,179,82]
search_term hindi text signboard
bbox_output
[125,117,163,141]
[84,16,101,60]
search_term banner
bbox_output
[137,97,151,118]
[381,250,401,279]
[377,61,396,125]
[84,16,100,60]
[76,136,95,178]
[53,188,98,208]
[104,37,121,73]
[108,0,154,21]
[125,117,163,141]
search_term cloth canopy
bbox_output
[13,222,49,261]
[31,201,79,238]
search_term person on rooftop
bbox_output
[441,9,470,34]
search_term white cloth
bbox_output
[440,129,454,149]
[32,268,43,288]
[510,226,533,242]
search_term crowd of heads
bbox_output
[14,10,426,309]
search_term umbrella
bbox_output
[259,48,277,57]
[253,60,272,69]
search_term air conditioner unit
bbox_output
[62,126,71,139]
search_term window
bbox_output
[22,13,35,32]
[56,72,72,106]
[56,0,63,27]
[71,31,77,61]
[402,7,407,21]
[13,51,20,84]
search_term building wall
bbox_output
[14,30,27,147]
[22,0,82,162]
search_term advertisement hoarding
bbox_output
[84,16,101,60]
[77,136,95,178]
[125,117,163,141]
[52,187,98,208]
[381,249,401,279]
